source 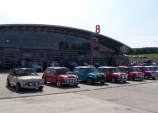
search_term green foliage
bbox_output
[127,47,158,58]
[130,47,158,54]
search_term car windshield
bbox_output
[152,66,158,71]
[118,68,128,72]
[109,68,119,73]
[128,67,137,72]
[86,68,98,73]
[17,69,36,76]
[135,67,143,72]
[56,68,70,74]
[143,67,150,71]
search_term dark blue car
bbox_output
[72,66,106,84]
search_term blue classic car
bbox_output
[72,66,106,84]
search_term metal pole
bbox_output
[90,34,93,65]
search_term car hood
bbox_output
[87,72,104,76]
[59,74,77,78]
[129,72,144,74]
[144,71,156,73]
[18,76,42,82]
[111,72,127,76]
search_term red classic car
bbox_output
[133,66,157,80]
[42,67,79,87]
[98,66,128,83]
[117,66,144,81]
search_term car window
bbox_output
[17,69,36,76]
[45,68,51,74]
[80,68,86,73]
[135,67,143,72]
[74,68,79,72]
[51,69,56,75]
[143,67,150,71]
[109,68,119,73]
[56,68,70,74]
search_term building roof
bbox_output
[0,24,134,53]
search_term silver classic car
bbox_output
[6,68,43,91]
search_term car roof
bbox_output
[47,67,68,69]
[14,68,34,70]
[75,66,96,68]
[117,66,128,68]
[98,66,117,68]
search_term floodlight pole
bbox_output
[90,34,94,65]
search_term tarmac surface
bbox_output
[0,71,158,113]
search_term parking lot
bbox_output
[0,71,158,113]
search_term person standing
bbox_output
[60,60,64,67]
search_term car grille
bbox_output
[66,78,76,83]
[27,82,39,86]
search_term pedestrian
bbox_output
[60,60,64,67]
[51,61,55,67]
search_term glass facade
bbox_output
[0,27,126,69]
[4,31,21,47]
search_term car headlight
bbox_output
[64,77,68,80]
[35,82,39,86]
[118,74,121,78]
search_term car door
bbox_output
[105,68,111,81]
[79,68,86,81]
[50,69,57,83]
[44,68,52,82]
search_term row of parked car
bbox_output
[6,65,158,91]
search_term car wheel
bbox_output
[144,75,149,79]
[16,83,21,91]
[38,86,43,90]
[74,83,78,86]
[111,78,116,83]
[87,78,93,85]
[42,77,47,84]
[56,81,61,87]
[129,76,134,81]
[100,81,105,84]
[6,79,11,87]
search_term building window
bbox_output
[50,33,65,50]
[35,31,50,49]
[22,31,34,47]
[4,31,21,46]
[0,31,2,45]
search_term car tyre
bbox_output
[56,81,61,87]
[38,86,43,90]
[129,76,134,81]
[100,81,105,84]
[74,83,78,86]
[42,77,47,84]
[87,78,93,85]
[111,78,116,83]
[144,75,149,79]
[6,79,11,87]
[16,83,21,92]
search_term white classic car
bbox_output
[6,68,44,91]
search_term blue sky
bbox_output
[0,0,158,48]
